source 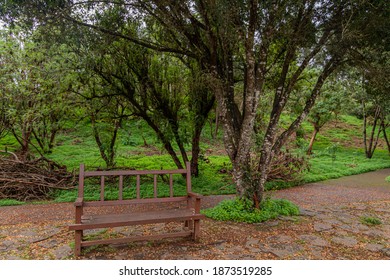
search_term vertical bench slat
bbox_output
[118,175,123,200]
[153,174,157,198]
[78,164,85,198]
[169,174,173,197]
[100,176,105,201]
[136,175,140,199]
[186,162,192,193]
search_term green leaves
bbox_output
[0,27,77,155]
[202,198,299,223]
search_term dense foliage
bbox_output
[202,198,300,223]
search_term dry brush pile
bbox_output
[0,155,76,201]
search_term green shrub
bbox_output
[385,176,390,183]
[360,216,382,226]
[0,199,25,207]
[202,197,299,223]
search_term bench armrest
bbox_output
[74,197,84,207]
[187,192,203,199]
[187,192,202,213]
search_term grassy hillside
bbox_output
[0,115,389,204]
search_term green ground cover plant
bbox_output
[360,216,382,226]
[0,199,25,207]
[201,197,300,223]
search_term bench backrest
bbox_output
[78,162,192,207]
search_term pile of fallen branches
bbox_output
[0,156,76,201]
[267,151,308,182]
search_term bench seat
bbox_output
[69,208,204,230]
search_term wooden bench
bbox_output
[69,162,204,256]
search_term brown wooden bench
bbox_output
[69,162,204,256]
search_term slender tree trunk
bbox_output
[12,123,33,161]
[364,105,382,159]
[191,125,202,177]
[382,121,390,154]
[91,115,110,167]
[214,105,220,139]
[138,112,185,170]
[363,101,369,157]
[190,94,215,176]
[307,126,319,155]
[48,128,58,151]
[32,128,45,152]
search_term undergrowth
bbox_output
[201,197,300,223]
[0,199,26,207]
[360,216,382,226]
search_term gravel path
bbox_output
[1,168,389,260]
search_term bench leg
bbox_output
[184,220,194,230]
[192,219,200,241]
[75,230,83,257]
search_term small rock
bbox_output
[380,248,390,257]
[325,219,342,226]
[109,243,129,249]
[39,239,58,249]
[331,236,358,247]
[227,245,243,252]
[160,253,174,259]
[262,220,280,227]
[236,254,256,260]
[133,253,145,260]
[356,224,370,231]
[5,255,23,260]
[95,255,109,260]
[245,237,259,247]
[278,216,298,222]
[248,244,268,254]
[265,243,303,259]
[374,208,390,213]
[337,214,355,224]
[53,245,72,259]
[20,230,37,237]
[309,247,324,259]
[354,205,367,211]
[299,235,329,247]
[2,240,15,248]
[299,209,318,217]
[113,254,128,260]
[266,235,293,243]
[314,222,333,232]
[365,229,384,238]
[338,224,354,231]
[365,243,385,252]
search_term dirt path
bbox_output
[274,168,390,206]
[1,169,389,260]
